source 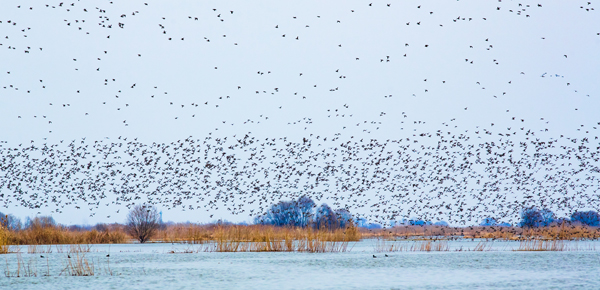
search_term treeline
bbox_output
[2,205,599,246]
[3,206,600,234]
[0,213,124,232]
[382,208,600,228]
[252,196,353,230]
[476,208,599,228]
[515,207,599,228]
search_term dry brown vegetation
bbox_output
[515,239,567,251]
[374,239,450,252]
[2,219,599,255]
[160,224,361,252]
[0,224,127,246]
[0,223,361,252]
[60,253,96,276]
[156,224,360,243]
[4,253,42,277]
[361,223,600,241]
[3,252,115,277]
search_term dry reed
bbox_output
[164,225,359,253]
[473,241,494,251]
[4,253,39,277]
[27,244,52,254]
[374,239,406,252]
[157,224,360,244]
[3,226,127,246]
[60,253,95,276]
[410,240,449,252]
[515,239,566,251]
[0,227,19,254]
[361,223,600,241]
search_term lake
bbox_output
[2,240,599,289]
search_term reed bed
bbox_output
[166,225,358,253]
[0,227,14,254]
[515,239,567,251]
[157,224,212,244]
[473,241,494,251]
[410,240,450,252]
[60,253,96,276]
[3,227,127,245]
[53,244,93,254]
[374,239,405,252]
[4,253,41,277]
[158,224,360,244]
[362,223,600,241]
[186,240,352,253]
[27,244,52,254]
[4,253,114,277]
[513,239,597,251]
[374,239,450,252]
[3,219,598,255]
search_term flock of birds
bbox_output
[0,128,598,225]
[0,1,598,225]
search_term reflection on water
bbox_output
[2,240,599,289]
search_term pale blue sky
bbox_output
[0,0,598,225]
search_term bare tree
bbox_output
[126,204,160,243]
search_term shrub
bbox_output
[334,209,353,229]
[520,207,555,228]
[314,204,337,230]
[260,201,302,227]
[571,211,600,227]
[296,196,316,227]
[255,195,316,227]
[255,197,354,230]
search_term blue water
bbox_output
[2,240,599,289]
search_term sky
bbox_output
[0,0,599,226]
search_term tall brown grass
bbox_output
[157,224,360,243]
[473,241,494,251]
[3,253,115,277]
[4,253,39,277]
[374,239,450,252]
[515,239,566,251]
[164,224,360,253]
[362,223,600,241]
[410,240,449,251]
[1,221,361,253]
[0,226,9,254]
[3,225,127,246]
[374,239,405,252]
[60,253,95,276]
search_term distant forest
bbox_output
[2,196,599,231]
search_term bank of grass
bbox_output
[3,221,598,253]
[1,225,127,245]
[362,223,600,241]
[0,223,361,249]
[159,224,361,252]
[156,224,361,244]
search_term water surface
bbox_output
[2,240,599,289]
